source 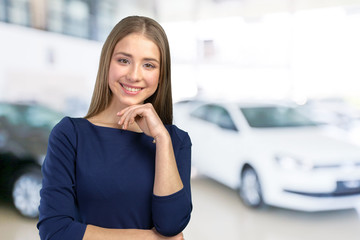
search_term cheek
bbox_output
[108,61,126,83]
[150,72,160,87]
[108,66,114,83]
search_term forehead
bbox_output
[113,33,160,58]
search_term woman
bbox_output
[37,16,192,240]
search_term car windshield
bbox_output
[240,106,319,128]
[24,105,63,130]
[0,103,63,131]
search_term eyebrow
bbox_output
[113,51,160,63]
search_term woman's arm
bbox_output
[118,104,192,236]
[83,225,184,240]
[151,130,192,236]
[38,117,87,239]
[153,129,183,196]
[118,103,183,196]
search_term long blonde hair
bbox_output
[84,16,173,124]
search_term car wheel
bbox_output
[12,167,42,218]
[239,166,264,208]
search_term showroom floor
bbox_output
[1,176,360,240]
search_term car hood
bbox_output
[250,126,360,164]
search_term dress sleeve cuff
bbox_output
[152,187,186,201]
[67,221,87,239]
[152,188,192,236]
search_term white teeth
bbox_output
[122,84,141,92]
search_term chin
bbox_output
[119,97,145,107]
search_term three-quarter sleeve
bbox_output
[152,130,192,236]
[37,117,86,240]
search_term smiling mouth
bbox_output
[120,83,143,93]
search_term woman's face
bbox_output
[108,33,160,108]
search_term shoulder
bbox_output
[165,125,192,148]
[52,116,76,133]
[52,116,87,131]
[49,117,78,146]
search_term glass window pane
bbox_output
[47,0,66,33]
[24,105,63,130]
[8,0,30,26]
[63,0,90,38]
[0,0,7,22]
[0,103,23,125]
[240,106,318,128]
[95,0,118,41]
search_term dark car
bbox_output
[0,102,63,218]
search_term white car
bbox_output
[174,99,360,212]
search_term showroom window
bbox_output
[0,0,119,41]
[46,0,119,40]
[47,0,90,38]
[0,0,7,22]
[6,0,30,26]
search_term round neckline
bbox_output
[82,118,144,134]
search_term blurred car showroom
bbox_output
[1,0,360,239]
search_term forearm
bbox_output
[83,225,184,240]
[153,131,183,196]
[83,225,150,240]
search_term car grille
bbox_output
[312,161,360,169]
[284,180,360,197]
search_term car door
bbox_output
[190,103,241,187]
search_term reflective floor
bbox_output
[0,200,39,240]
[1,176,360,240]
[185,176,360,240]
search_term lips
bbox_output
[120,83,143,94]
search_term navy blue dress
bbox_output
[37,117,192,239]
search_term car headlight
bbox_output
[275,155,313,171]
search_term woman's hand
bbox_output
[117,103,167,139]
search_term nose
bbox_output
[126,64,142,82]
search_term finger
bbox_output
[117,105,139,128]
[117,107,130,127]
[121,109,135,129]
[123,107,145,129]
[117,113,126,129]
[117,105,138,120]
[117,107,129,117]
[125,109,139,128]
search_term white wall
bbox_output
[0,22,102,116]
[164,5,360,105]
